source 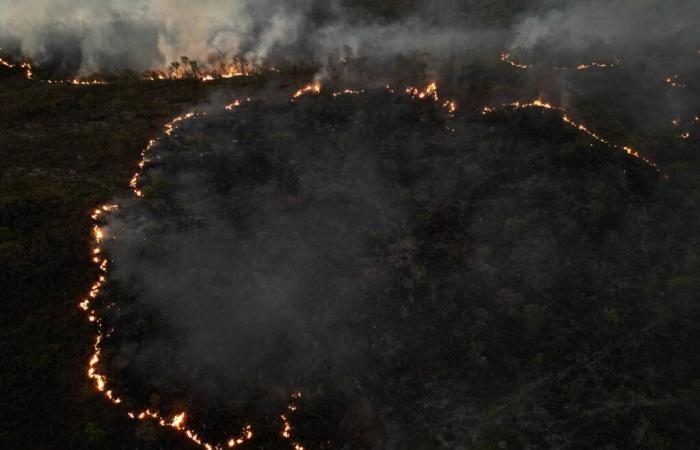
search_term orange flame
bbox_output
[481,99,663,175]
[500,52,617,71]
[80,104,312,450]
[405,82,457,114]
[292,83,322,99]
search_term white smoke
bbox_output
[0,0,316,73]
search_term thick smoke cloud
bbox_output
[1,0,698,99]
[0,0,522,76]
[500,0,700,145]
[0,0,317,73]
[508,0,700,71]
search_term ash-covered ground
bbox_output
[96,90,697,449]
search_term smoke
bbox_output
[0,0,314,74]
[507,0,700,70]
[3,0,698,128]
[100,94,429,445]
[495,0,700,151]
[0,0,524,76]
[6,0,698,447]
[98,87,677,447]
[2,0,699,78]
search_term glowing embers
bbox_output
[164,112,201,136]
[665,75,687,88]
[665,79,695,140]
[226,98,252,111]
[405,82,457,114]
[82,204,120,406]
[671,116,698,141]
[500,52,618,71]
[481,100,662,173]
[227,425,255,448]
[1,53,256,85]
[1,55,112,84]
[290,80,457,116]
[46,78,108,85]
[290,80,458,119]
[568,62,616,71]
[406,82,439,101]
[199,67,250,82]
[130,112,207,197]
[291,84,365,100]
[0,57,33,79]
[332,88,364,97]
[82,104,315,449]
[169,57,254,82]
[186,69,250,83]
[280,392,305,450]
[500,52,532,69]
[128,409,254,449]
[118,63,255,83]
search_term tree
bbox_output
[169,61,181,79]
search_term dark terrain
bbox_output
[97,89,700,450]
[0,72,294,448]
[1,2,699,446]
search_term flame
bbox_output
[80,104,312,450]
[136,65,253,83]
[225,98,251,111]
[405,82,457,114]
[292,83,322,99]
[227,426,254,447]
[170,412,187,429]
[481,99,663,175]
[500,52,532,69]
[0,57,33,79]
[500,52,617,71]
[142,66,252,82]
[279,392,305,449]
[291,82,456,116]
[167,59,252,82]
[406,82,438,101]
[71,84,598,450]
[1,53,255,85]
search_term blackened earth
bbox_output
[100,90,697,450]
